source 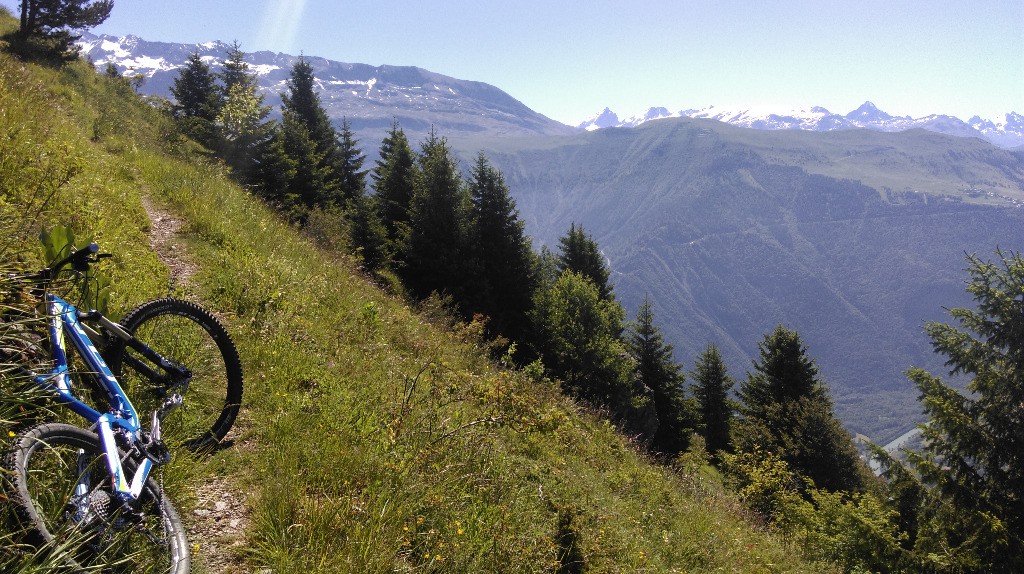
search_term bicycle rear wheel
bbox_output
[3,423,190,573]
[109,298,243,451]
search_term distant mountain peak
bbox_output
[75,32,575,144]
[578,102,1023,149]
[580,107,622,131]
[846,101,893,122]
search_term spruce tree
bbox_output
[690,343,735,456]
[899,250,1024,572]
[251,123,297,203]
[12,0,112,59]
[348,193,388,272]
[170,53,222,149]
[336,117,367,206]
[219,41,257,94]
[215,43,272,182]
[626,296,694,455]
[402,131,470,303]
[737,325,866,493]
[467,153,537,342]
[281,57,341,207]
[535,271,631,405]
[371,120,417,263]
[280,110,329,214]
[557,223,613,301]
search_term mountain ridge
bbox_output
[579,102,1024,149]
[71,30,1024,443]
[76,32,576,144]
[474,117,1024,443]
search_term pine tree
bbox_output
[219,41,258,95]
[737,325,866,493]
[251,123,296,203]
[215,43,273,182]
[281,57,341,207]
[626,296,694,455]
[557,223,613,301]
[899,250,1024,572]
[535,271,631,405]
[280,110,329,214]
[170,53,222,149]
[336,117,367,206]
[691,343,735,456]
[12,0,112,59]
[402,131,470,303]
[467,153,537,342]
[739,325,824,422]
[348,192,388,272]
[371,120,417,263]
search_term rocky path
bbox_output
[141,197,253,573]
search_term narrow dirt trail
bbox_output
[141,196,253,573]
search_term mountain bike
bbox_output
[2,243,243,573]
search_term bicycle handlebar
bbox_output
[39,243,104,282]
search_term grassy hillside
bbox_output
[0,15,825,574]
[459,118,1024,444]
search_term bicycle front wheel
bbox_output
[110,298,243,451]
[3,423,191,573]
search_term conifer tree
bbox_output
[280,110,329,214]
[897,250,1024,572]
[371,120,417,263]
[215,43,272,182]
[336,117,367,206]
[535,271,631,405]
[402,131,470,303]
[348,193,388,272]
[251,123,296,203]
[739,326,824,422]
[281,58,336,148]
[170,53,222,149]
[690,343,735,456]
[557,223,613,301]
[467,153,537,342]
[281,57,341,207]
[12,0,112,59]
[737,325,866,493]
[219,41,257,94]
[626,296,694,455]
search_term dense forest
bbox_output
[2,4,1023,572]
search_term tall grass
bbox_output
[0,11,828,571]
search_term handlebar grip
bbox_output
[43,242,101,279]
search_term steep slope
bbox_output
[466,119,1024,442]
[0,17,822,574]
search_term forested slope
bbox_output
[467,120,1024,442]
[0,13,823,573]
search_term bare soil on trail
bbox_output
[142,197,253,573]
[141,197,198,292]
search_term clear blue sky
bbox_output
[3,0,1021,124]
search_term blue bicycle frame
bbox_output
[35,293,154,504]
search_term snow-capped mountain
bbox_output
[579,102,1024,149]
[76,33,574,144]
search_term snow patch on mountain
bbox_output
[579,102,1024,149]
[74,32,575,141]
